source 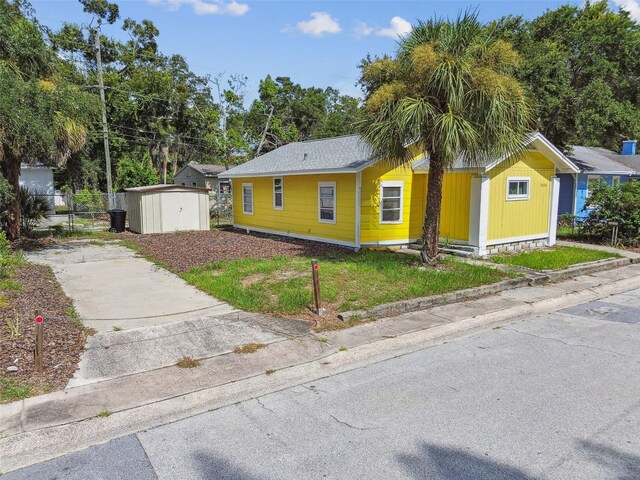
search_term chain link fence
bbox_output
[210,191,233,226]
[33,192,127,233]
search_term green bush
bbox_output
[0,187,50,236]
[72,189,104,213]
[19,187,50,236]
[114,153,158,192]
[582,181,640,243]
[558,212,577,228]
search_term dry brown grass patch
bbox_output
[176,356,201,368]
[234,343,267,354]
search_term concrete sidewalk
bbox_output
[2,263,640,473]
[25,241,236,332]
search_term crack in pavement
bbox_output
[503,327,639,360]
[327,413,382,431]
[255,397,276,414]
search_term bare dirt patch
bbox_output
[121,227,352,272]
[0,264,86,402]
[242,273,265,288]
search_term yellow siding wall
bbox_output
[487,151,555,241]
[439,173,473,242]
[360,162,472,244]
[360,162,425,244]
[232,174,356,244]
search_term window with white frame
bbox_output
[242,183,253,214]
[273,178,283,209]
[586,175,601,198]
[318,182,336,223]
[380,181,403,223]
[613,176,621,187]
[506,177,530,200]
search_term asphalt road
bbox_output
[5,289,640,479]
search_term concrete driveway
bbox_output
[25,240,313,387]
[26,240,236,332]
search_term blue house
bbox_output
[558,145,635,220]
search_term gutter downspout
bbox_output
[355,171,362,251]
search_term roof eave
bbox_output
[219,163,375,179]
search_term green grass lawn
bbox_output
[0,376,33,402]
[181,251,510,315]
[491,246,619,271]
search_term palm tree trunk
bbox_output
[3,156,21,241]
[421,154,445,266]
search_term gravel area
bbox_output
[122,227,353,272]
[0,264,86,401]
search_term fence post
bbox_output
[311,260,324,316]
[34,310,44,372]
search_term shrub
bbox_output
[582,181,640,242]
[2,187,51,236]
[19,187,50,236]
[558,212,577,228]
[72,188,104,213]
[114,153,158,192]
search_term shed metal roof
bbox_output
[125,184,210,193]
[567,146,634,174]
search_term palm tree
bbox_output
[357,12,534,265]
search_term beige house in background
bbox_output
[174,163,230,193]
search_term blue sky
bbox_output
[31,0,633,101]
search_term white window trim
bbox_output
[318,181,336,224]
[506,177,530,201]
[613,176,621,187]
[273,177,283,210]
[242,183,254,215]
[586,174,601,199]
[379,180,404,224]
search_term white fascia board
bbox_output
[587,170,635,175]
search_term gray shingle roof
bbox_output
[220,135,376,177]
[588,147,640,173]
[188,163,226,176]
[567,146,634,174]
[615,155,640,172]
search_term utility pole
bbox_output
[94,26,114,209]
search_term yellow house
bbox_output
[219,133,579,255]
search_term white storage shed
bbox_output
[126,184,210,234]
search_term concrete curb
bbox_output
[339,277,530,321]
[340,256,633,321]
[2,267,640,473]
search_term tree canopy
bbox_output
[490,0,640,152]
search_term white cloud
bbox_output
[147,0,249,16]
[295,12,341,36]
[353,21,374,39]
[613,0,640,22]
[377,16,413,39]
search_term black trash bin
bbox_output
[107,209,126,233]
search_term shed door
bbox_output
[160,192,200,232]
